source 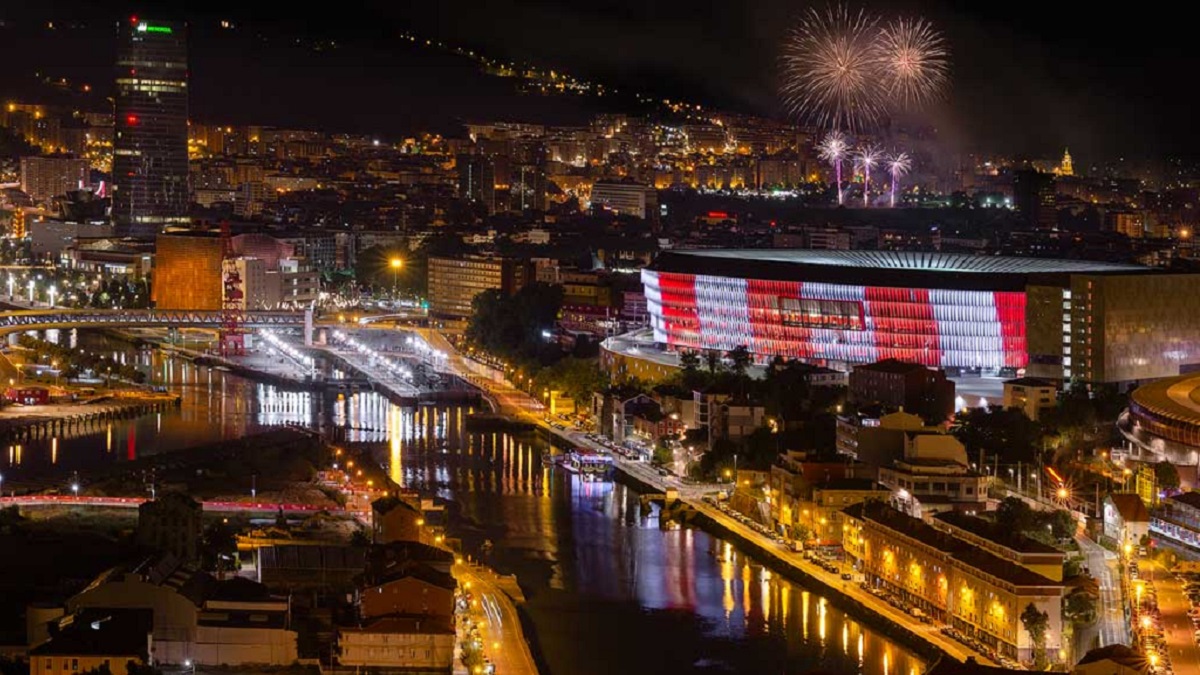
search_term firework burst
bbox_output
[887,152,912,207]
[818,131,850,204]
[855,144,881,206]
[781,5,885,132]
[873,17,949,108]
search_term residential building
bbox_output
[336,615,455,672]
[254,545,368,592]
[932,512,1066,582]
[843,501,1065,662]
[136,492,203,563]
[372,496,425,545]
[1003,378,1057,421]
[457,153,496,214]
[20,156,89,203]
[1103,494,1151,550]
[849,359,956,424]
[358,566,456,621]
[30,609,152,675]
[838,411,988,516]
[113,18,189,236]
[426,255,532,319]
[591,180,658,219]
[1013,169,1057,231]
[68,556,298,666]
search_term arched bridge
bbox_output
[0,309,306,334]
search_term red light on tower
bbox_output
[126,114,138,125]
[130,16,138,24]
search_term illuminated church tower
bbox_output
[1058,148,1074,177]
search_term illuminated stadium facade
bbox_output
[638,250,1200,383]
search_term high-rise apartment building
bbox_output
[113,17,189,237]
[19,156,89,203]
[456,153,496,214]
[427,255,532,319]
[590,181,658,219]
[1012,169,1057,231]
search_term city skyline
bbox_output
[0,2,1197,159]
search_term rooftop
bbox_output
[933,512,1062,555]
[660,250,1147,273]
[849,502,1062,588]
[1130,373,1200,430]
[1108,493,1151,523]
[650,250,1154,291]
[31,608,153,658]
[340,614,455,635]
[1169,491,1200,512]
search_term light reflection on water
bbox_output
[2,333,924,675]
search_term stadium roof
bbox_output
[650,250,1154,291]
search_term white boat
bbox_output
[561,448,612,476]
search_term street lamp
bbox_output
[390,257,403,294]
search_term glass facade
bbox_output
[113,18,189,236]
[642,270,1027,370]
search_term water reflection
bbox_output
[2,332,925,675]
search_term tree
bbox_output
[700,350,722,374]
[1062,590,1097,627]
[1020,603,1050,668]
[726,345,752,380]
[679,350,701,373]
[996,497,1036,534]
[1155,461,1181,490]
[1048,509,1077,540]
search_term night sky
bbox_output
[1,1,1195,161]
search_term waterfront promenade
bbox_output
[408,329,997,667]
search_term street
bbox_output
[1147,560,1200,675]
[1077,534,1129,652]
[456,563,539,675]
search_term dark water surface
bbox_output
[3,331,924,675]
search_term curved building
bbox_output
[1127,373,1200,455]
[640,250,1200,382]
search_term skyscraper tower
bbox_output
[113,16,189,237]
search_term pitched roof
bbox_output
[1109,493,1151,523]
[1076,644,1149,671]
[934,512,1061,554]
[31,609,153,658]
[1169,491,1200,512]
[339,614,455,635]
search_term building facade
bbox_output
[151,233,223,310]
[1002,378,1057,421]
[113,17,189,236]
[843,501,1065,662]
[591,181,658,219]
[20,156,89,203]
[639,250,1200,384]
[849,359,955,422]
[426,255,531,319]
[136,492,203,563]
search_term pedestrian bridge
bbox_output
[0,308,306,334]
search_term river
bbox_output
[2,331,926,675]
